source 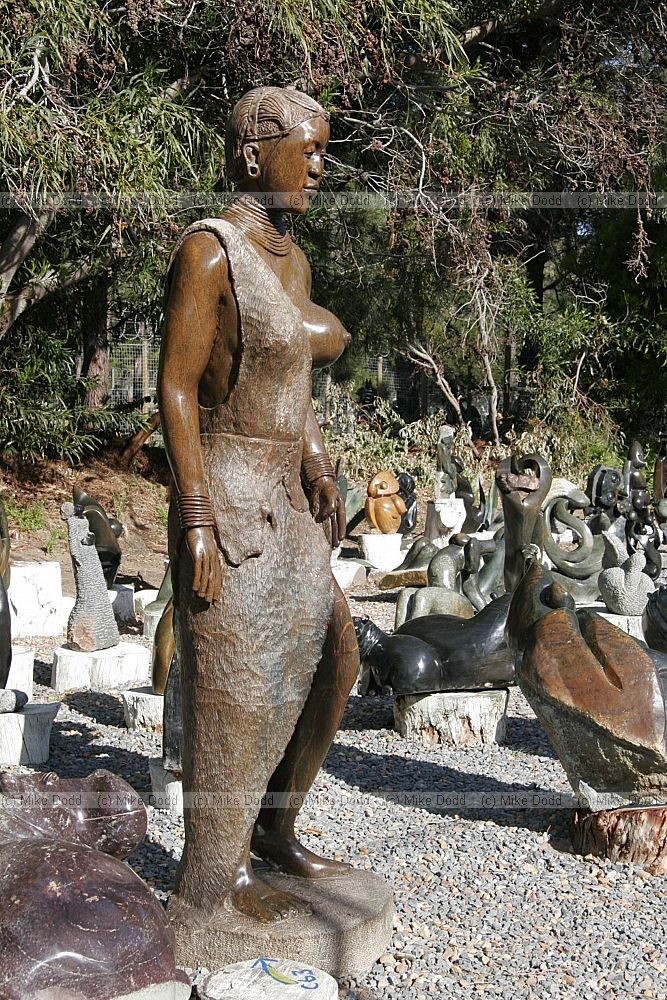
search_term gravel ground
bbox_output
[9,580,667,1000]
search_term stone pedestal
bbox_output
[109,583,136,622]
[113,986,191,1000]
[201,960,338,1000]
[359,532,404,572]
[583,602,644,642]
[149,758,183,817]
[8,561,64,637]
[170,867,394,979]
[331,558,366,591]
[143,604,166,641]
[51,642,150,693]
[0,702,60,765]
[424,498,467,544]
[122,686,163,731]
[6,645,34,702]
[394,689,509,747]
[134,589,160,623]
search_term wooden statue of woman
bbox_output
[158,87,360,927]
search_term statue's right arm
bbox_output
[158,232,230,603]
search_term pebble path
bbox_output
[13,578,667,1000]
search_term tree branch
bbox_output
[461,0,568,48]
[408,342,482,459]
[0,196,62,298]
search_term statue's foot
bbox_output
[252,825,352,878]
[231,869,311,923]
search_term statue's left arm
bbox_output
[302,405,346,548]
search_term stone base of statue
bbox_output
[51,642,150,693]
[359,532,404,572]
[143,604,167,640]
[6,645,34,702]
[8,560,64,637]
[582,603,644,642]
[0,702,60,765]
[570,804,667,873]
[122,686,164,731]
[169,865,394,979]
[109,583,136,622]
[394,689,509,747]
[148,758,183,816]
[133,588,159,623]
[331,556,366,591]
[112,985,191,1000]
[200,959,338,999]
[424,498,467,544]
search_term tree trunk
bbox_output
[81,273,111,409]
[120,412,161,467]
[571,805,667,874]
[479,348,501,447]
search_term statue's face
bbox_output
[243,117,329,213]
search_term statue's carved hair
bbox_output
[226,86,328,182]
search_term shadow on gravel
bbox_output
[63,690,125,727]
[351,592,398,605]
[322,742,573,854]
[32,720,154,792]
[503,715,556,759]
[339,694,394,732]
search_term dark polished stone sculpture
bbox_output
[72,485,123,588]
[0,770,190,999]
[542,491,605,604]
[643,585,667,655]
[434,425,457,499]
[453,457,484,534]
[355,594,514,695]
[0,499,11,688]
[585,464,623,524]
[158,86,362,930]
[654,427,667,502]
[495,454,552,592]
[397,472,417,534]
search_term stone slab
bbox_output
[8,561,64,637]
[6,645,34,702]
[116,985,191,1000]
[149,758,184,817]
[394,689,509,747]
[201,959,337,999]
[51,642,150,693]
[0,702,59,765]
[359,532,404,572]
[109,583,136,622]
[583,603,645,642]
[134,589,160,622]
[122,686,164,731]
[170,867,394,980]
[331,558,366,591]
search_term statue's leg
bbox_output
[252,578,360,877]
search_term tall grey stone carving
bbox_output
[62,502,119,652]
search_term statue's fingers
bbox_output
[197,552,209,599]
[192,552,202,594]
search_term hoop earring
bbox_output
[247,163,260,178]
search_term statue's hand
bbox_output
[185,526,222,603]
[309,476,346,549]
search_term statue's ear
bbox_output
[242,142,261,179]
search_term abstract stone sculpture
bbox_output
[62,502,120,652]
[434,424,457,499]
[365,470,407,534]
[495,454,552,592]
[397,472,417,534]
[585,464,623,530]
[598,549,654,616]
[643,585,667,655]
[73,484,123,588]
[653,426,667,502]
[0,769,190,999]
[158,86,389,971]
[453,457,484,533]
[541,491,605,604]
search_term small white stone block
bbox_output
[115,985,191,1000]
[143,605,166,641]
[359,532,404,572]
[0,702,59,765]
[331,558,366,591]
[109,583,136,622]
[149,758,183,817]
[424,498,467,543]
[394,689,509,747]
[51,642,150,693]
[122,686,163,731]
[8,561,64,637]
[6,645,34,702]
[134,589,159,622]
[201,960,338,1000]
[584,603,645,642]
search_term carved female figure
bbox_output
[158,87,359,925]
